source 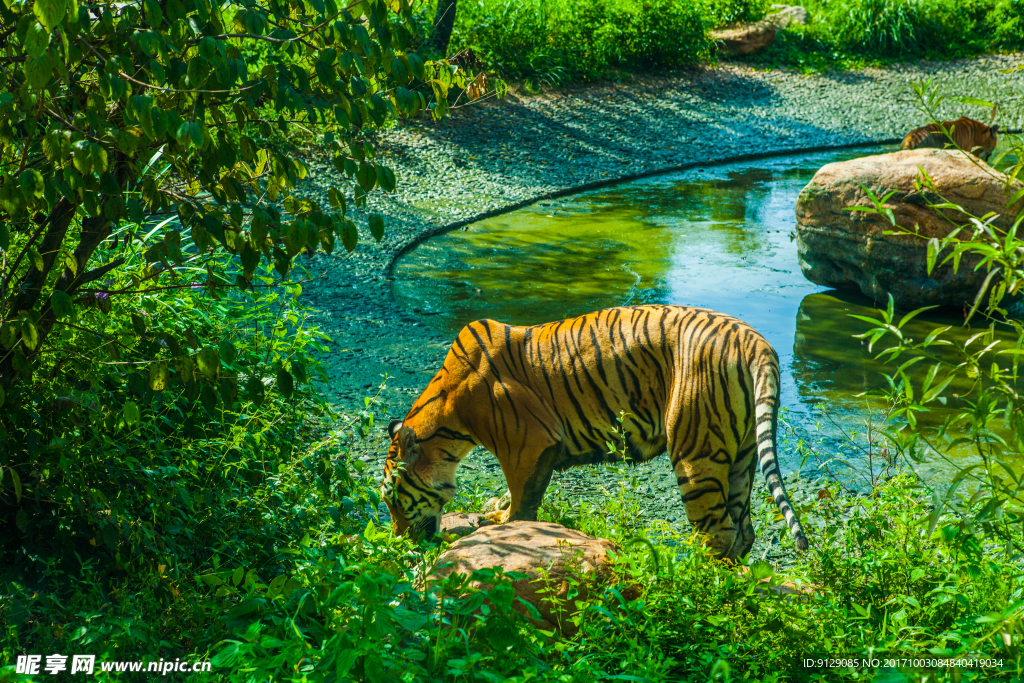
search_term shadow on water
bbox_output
[393,145,1022,479]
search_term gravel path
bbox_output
[298,56,1023,561]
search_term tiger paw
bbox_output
[482,508,510,525]
[483,489,512,514]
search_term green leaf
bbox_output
[0,385,4,408]
[20,169,44,199]
[198,36,217,60]
[149,362,169,391]
[24,22,49,58]
[20,320,39,350]
[925,237,939,275]
[24,51,53,89]
[8,467,22,502]
[143,0,161,27]
[33,0,66,33]
[189,121,205,149]
[377,166,396,193]
[12,348,32,377]
[197,347,220,379]
[218,338,236,364]
[0,324,16,348]
[368,213,384,242]
[245,376,265,405]
[50,290,73,319]
[276,368,293,398]
[27,247,44,271]
[341,221,357,251]
[748,560,774,581]
[953,96,996,109]
[356,161,376,192]
[124,401,141,425]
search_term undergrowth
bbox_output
[439,0,1024,83]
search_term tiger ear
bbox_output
[991,124,1000,133]
[398,426,420,466]
[388,419,403,439]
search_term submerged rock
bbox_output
[795,149,1024,308]
[432,521,622,635]
[710,22,777,56]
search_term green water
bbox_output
[392,147,1019,478]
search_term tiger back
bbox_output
[380,305,809,560]
[900,117,999,160]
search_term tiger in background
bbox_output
[900,116,999,161]
[381,305,809,561]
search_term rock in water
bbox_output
[795,149,1024,308]
[710,22,777,56]
[432,521,620,635]
[766,4,810,28]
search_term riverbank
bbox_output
[298,55,1023,560]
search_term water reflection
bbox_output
[393,146,1019,475]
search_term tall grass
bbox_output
[450,0,719,85]
[445,0,1024,82]
[762,0,1024,67]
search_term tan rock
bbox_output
[440,511,493,538]
[795,149,1024,308]
[710,21,777,57]
[431,521,621,635]
[766,4,810,28]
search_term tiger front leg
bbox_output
[484,443,562,524]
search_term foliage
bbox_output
[449,0,714,86]
[0,0,503,617]
[752,0,1024,70]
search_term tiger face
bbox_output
[380,420,453,537]
[974,123,999,161]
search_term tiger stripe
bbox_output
[900,117,998,161]
[381,305,809,559]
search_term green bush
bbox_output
[758,0,1021,67]
[990,0,1024,51]
[451,0,713,84]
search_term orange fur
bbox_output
[381,305,809,560]
[900,117,999,161]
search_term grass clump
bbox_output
[449,0,730,85]
[442,0,1024,82]
[753,0,1024,70]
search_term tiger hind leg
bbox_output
[671,442,739,559]
[726,441,759,560]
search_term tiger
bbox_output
[899,117,999,161]
[381,305,809,560]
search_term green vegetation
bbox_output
[2,0,1024,676]
[448,0,768,85]
[755,0,1024,71]
[442,0,1024,83]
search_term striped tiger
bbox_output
[899,117,999,161]
[381,305,809,560]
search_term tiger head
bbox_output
[380,419,453,538]
[971,119,999,161]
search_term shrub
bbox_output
[451,0,712,84]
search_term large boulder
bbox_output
[795,149,1024,308]
[710,21,777,56]
[766,4,810,28]
[431,521,620,635]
